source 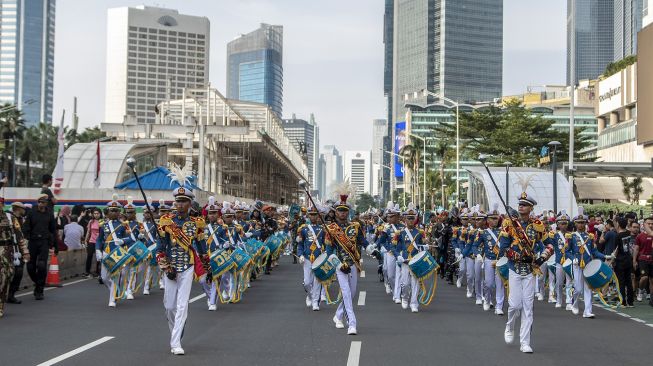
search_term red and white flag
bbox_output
[93,139,101,188]
[53,111,65,194]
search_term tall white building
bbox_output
[104,6,210,124]
[645,0,653,27]
[344,150,372,197]
[281,114,319,192]
[322,145,343,199]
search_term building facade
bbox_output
[567,0,614,84]
[104,6,210,124]
[614,0,643,61]
[322,145,343,200]
[382,0,394,201]
[281,114,319,193]
[0,0,55,125]
[344,150,372,197]
[227,23,283,117]
[645,0,653,27]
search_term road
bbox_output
[1,256,652,366]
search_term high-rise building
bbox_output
[227,23,283,117]
[318,154,326,199]
[104,6,210,124]
[567,0,614,84]
[344,150,372,197]
[645,0,653,27]
[281,114,319,192]
[392,0,503,123]
[372,119,387,165]
[322,145,343,199]
[0,0,55,125]
[382,0,394,201]
[614,0,643,61]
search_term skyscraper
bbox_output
[372,119,387,198]
[567,0,614,84]
[392,0,503,123]
[227,24,283,117]
[614,0,643,61]
[104,6,210,124]
[344,150,372,197]
[322,145,343,199]
[281,114,319,192]
[0,0,55,125]
[382,0,394,201]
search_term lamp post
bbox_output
[421,89,460,202]
[548,141,562,215]
[504,161,512,208]
[407,132,427,209]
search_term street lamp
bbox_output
[548,141,562,215]
[504,161,512,208]
[407,132,427,209]
[421,89,460,203]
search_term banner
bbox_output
[394,121,406,179]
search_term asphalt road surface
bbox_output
[2,256,652,366]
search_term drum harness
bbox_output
[306,223,322,263]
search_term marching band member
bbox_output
[217,202,246,302]
[96,195,135,308]
[156,186,210,355]
[570,207,608,318]
[325,191,369,335]
[454,208,471,289]
[545,211,572,309]
[377,202,402,301]
[395,203,425,312]
[476,203,504,314]
[296,204,325,311]
[499,190,552,354]
[202,197,222,311]
[464,206,485,305]
[123,197,140,300]
[142,206,160,296]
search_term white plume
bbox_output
[167,161,193,187]
[112,193,119,202]
[126,196,133,206]
[578,206,584,217]
[515,173,536,193]
[386,201,395,210]
[159,198,165,206]
[208,196,215,206]
[491,202,499,213]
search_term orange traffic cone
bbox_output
[46,253,62,287]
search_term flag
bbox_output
[53,111,65,194]
[93,139,101,188]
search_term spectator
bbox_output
[84,208,103,280]
[56,205,72,251]
[63,215,84,250]
[629,220,641,300]
[22,194,57,300]
[40,174,57,212]
[598,220,616,255]
[614,217,634,307]
[634,217,653,306]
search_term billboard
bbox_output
[394,121,406,179]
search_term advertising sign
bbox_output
[394,121,406,179]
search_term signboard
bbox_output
[597,68,624,116]
[394,121,406,179]
[539,146,550,165]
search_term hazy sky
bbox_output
[53,0,567,153]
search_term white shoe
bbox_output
[537,293,544,301]
[401,299,409,309]
[126,293,134,300]
[456,278,462,288]
[159,285,164,290]
[385,283,392,294]
[565,304,573,311]
[312,305,320,311]
[410,306,419,313]
[495,308,504,315]
[143,289,150,295]
[108,301,116,308]
[475,299,482,305]
[305,295,311,308]
[321,294,327,302]
[466,290,473,298]
[333,316,345,329]
[171,347,185,355]
[347,327,357,335]
[483,301,490,311]
[637,291,643,302]
[548,296,556,303]
[208,304,217,311]
[571,307,579,315]
[583,313,595,318]
[520,344,533,353]
[504,326,514,344]
[555,303,562,308]
[394,298,401,304]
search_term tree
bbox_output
[355,193,377,212]
[431,99,594,166]
[604,55,636,78]
[399,139,423,204]
[77,126,106,143]
[17,126,40,186]
[0,104,25,183]
[621,177,644,205]
[34,122,58,174]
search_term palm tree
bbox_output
[399,143,422,205]
[0,104,26,184]
[34,122,58,174]
[17,126,41,186]
[77,126,106,143]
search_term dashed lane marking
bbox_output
[347,341,361,366]
[37,336,114,366]
[16,278,89,298]
[189,293,207,303]
[358,291,366,306]
[360,271,365,278]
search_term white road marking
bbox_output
[618,312,631,318]
[37,336,114,366]
[16,278,89,298]
[358,291,366,306]
[347,341,361,366]
[189,293,206,303]
[647,324,653,328]
[631,318,646,323]
[360,271,365,278]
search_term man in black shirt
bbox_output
[614,217,634,307]
[22,194,57,300]
[40,174,57,212]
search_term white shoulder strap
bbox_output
[486,228,498,243]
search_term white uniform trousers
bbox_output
[200,276,217,306]
[473,258,483,301]
[383,252,396,292]
[143,265,156,293]
[572,264,593,316]
[220,272,235,300]
[465,257,476,295]
[400,264,419,309]
[335,266,358,329]
[555,263,572,306]
[535,263,547,296]
[506,270,535,347]
[302,260,322,307]
[393,261,402,301]
[483,259,504,308]
[100,254,116,304]
[163,267,194,349]
[458,254,467,282]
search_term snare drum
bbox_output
[495,257,509,282]
[583,259,613,289]
[311,253,341,282]
[102,246,133,275]
[562,258,573,277]
[147,244,157,266]
[408,251,438,279]
[230,247,252,271]
[127,241,149,266]
[210,249,235,278]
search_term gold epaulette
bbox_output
[548,231,556,239]
[531,219,545,233]
[565,232,572,239]
[588,233,595,240]
[190,216,206,229]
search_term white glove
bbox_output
[455,253,463,262]
[114,238,124,245]
[397,255,405,263]
[95,250,102,262]
[245,232,253,238]
[295,236,302,243]
[380,246,387,254]
[572,258,578,265]
[138,233,145,241]
[223,242,231,249]
[475,254,483,262]
[455,248,461,256]
[299,256,305,264]
[605,255,614,260]
[365,245,376,256]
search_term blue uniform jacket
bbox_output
[97,219,135,253]
[570,231,604,267]
[395,226,424,260]
[498,218,545,273]
[297,223,325,261]
[476,227,501,260]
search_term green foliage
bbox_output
[603,55,636,78]
[582,202,650,218]
[431,99,594,166]
[620,177,644,205]
[355,193,377,212]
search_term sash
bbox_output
[144,221,156,245]
[226,226,237,247]
[486,228,499,256]
[206,223,220,249]
[126,221,137,242]
[307,224,321,249]
[574,232,592,268]
[106,220,117,253]
[403,227,418,255]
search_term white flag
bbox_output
[53,111,65,194]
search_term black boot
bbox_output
[7,292,21,304]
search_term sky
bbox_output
[53,0,568,153]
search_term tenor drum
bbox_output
[210,249,235,278]
[408,251,438,279]
[102,246,133,275]
[147,244,158,266]
[495,257,509,282]
[230,247,252,271]
[562,258,574,277]
[265,235,283,255]
[547,256,556,274]
[127,241,149,266]
[583,259,613,290]
[311,253,341,282]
